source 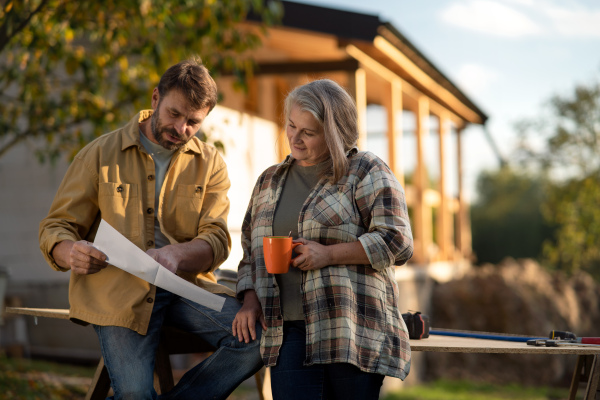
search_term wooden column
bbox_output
[384,78,404,185]
[436,114,452,260]
[413,96,431,264]
[351,68,368,150]
[455,126,472,260]
[275,78,290,162]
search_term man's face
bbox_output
[149,88,211,150]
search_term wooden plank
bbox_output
[345,44,464,127]
[583,355,600,400]
[354,68,367,150]
[374,36,483,124]
[569,355,586,400]
[85,358,111,400]
[5,307,69,319]
[411,335,600,355]
[220,59,360,76]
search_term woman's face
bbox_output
[286,104,328,167]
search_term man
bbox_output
[39,57,263,399]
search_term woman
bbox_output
[233,79,413,399]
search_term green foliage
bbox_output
[542,176,600,278]
[515,80,600,179]
[0,0,282,162]
[514,76,600,277]
[381,379,569,400]
[0,354,95,399]
[471,167,552,265]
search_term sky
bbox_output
[291,0,600,201]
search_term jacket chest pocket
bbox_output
[312,185,355,227]
[175,185,204,238]
[99,182,140,238]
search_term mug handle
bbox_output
[290,242,302,264]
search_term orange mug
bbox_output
[263,236,301,274]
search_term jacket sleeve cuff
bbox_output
[195,230,231,272]
[236,272,254,300]
[358,234,395,271]
[40,232,78,272]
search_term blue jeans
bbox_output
[270,321,384,400]
[93,288,263,400]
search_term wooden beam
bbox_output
[413,96,431,264]
[383,78,404,185]
[436,113,453,260]
[350,68,368,151]
[345,44,464,126]
[455,127,472,260]
[275,78,289,162]
[374,36,483,124]
[252,59,360,75]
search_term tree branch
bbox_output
[0,0,51,53]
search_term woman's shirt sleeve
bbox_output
[355,159,414,271]
[236,173,263,300]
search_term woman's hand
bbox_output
[291,238,332,271]
[232,290,267,343]
[291,239,370,270]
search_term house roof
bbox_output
[249,0,488,125]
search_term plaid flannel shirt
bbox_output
[237,149,413,379]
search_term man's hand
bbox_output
[146,246,182,274]
[146,239,214,275]
[232,290,267,343]
[53,240,108,275]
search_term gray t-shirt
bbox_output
[273,162,323,321]
[139,129,177,249]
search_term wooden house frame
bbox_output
[218,1,488,266]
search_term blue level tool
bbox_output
[430,329,546,343]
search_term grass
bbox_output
[0,354,96,400]
[382,379,573,400]
[0,354,576,400]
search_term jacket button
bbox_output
[147,240,154,247]
[147,208,154,214]
[147,297,153,304]
[116,186,123,192]
[195,186,202,193]
[148,175,155,181]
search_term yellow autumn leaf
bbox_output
[149,70,160,84]
[5,2,13,13]
[118,57,128,71]
[75,46,85,59]
[64,28,74,42]
[96,54,108,68]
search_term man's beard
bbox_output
[150,106,188,150]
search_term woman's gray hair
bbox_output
[284,79,359,183]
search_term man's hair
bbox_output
[157,56,218,112]
[284,79,359,183]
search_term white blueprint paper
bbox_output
[93,219,225,312]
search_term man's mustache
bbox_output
[161,127,184,141]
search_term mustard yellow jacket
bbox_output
[39,110,233,334]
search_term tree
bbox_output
[541,176,600,278]
[471,167,552,265]
[515,76,600,277]
[0,0,282,162]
